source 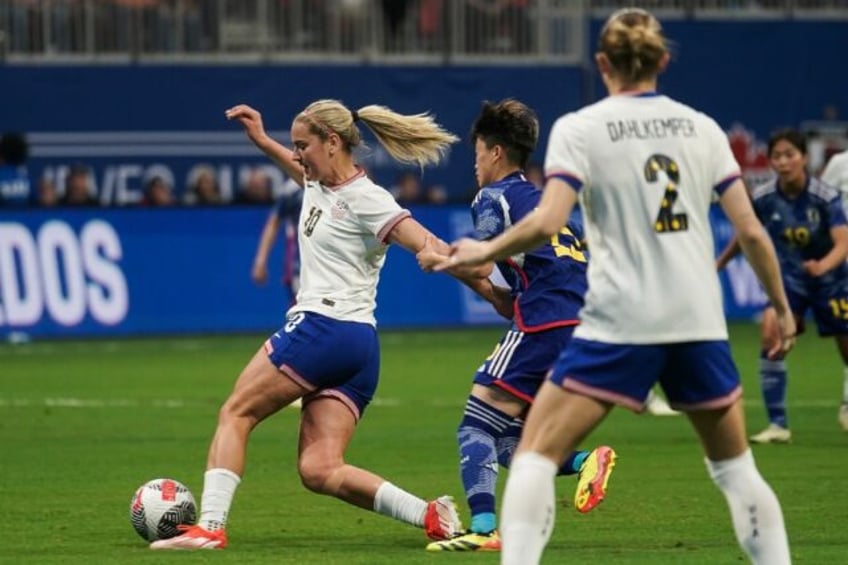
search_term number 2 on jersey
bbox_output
[645,154,688,233]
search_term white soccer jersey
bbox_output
[289,170,409,326]
[545,93,740,343]
[822,150,848,192]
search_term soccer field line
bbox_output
[0,396,303,408]
[0,396,841,409]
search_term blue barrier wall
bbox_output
[0,206,509,338]
[0,65,584,205]
[0,206,764,339]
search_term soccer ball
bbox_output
[129,478,197,542]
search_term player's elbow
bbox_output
[735,220,767,249]
[534,210,562,239]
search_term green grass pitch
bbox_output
[1,323,845,564]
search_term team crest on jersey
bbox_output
[331,199,350,220]
[806,207,820,228]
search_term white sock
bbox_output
[373,481,428,526]
[500,452,559,565]
[842,366,848,404]
[198,468,241,531]
[706,449,790,565]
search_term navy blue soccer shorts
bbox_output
[547,338,742,412]
[474,323,577,403]
[786,284,848,337]
[264,311,379,421]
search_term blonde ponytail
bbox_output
[296,99,458,168]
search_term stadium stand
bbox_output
[2,0,845,63]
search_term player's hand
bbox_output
[416,235,446,272]
[767,309,796,360]
[251,263,269,285]
[802,259,825,277]
[225,104,268,147]
[434,238,492,272]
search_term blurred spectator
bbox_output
[391,171,425,206]
[251,184,303,306]
[0,132,32,207]
[141,175,176,206]
[184,164,224,205]
[465,0,532,54]
[35,175,59,208]
[61,165,99,207]
[182,0,206,51]
[9,1,36,52]
[424,183,448,205]
[381,0,413,50]
[418,0,445,51]
[235,168,274,206]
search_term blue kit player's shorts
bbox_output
[474,323,577,403]
[547,338,742,412]
[786,284,848,337]
[263,311,379,421]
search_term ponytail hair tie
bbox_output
[351,110,359,123]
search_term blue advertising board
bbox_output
[0,205,765,340]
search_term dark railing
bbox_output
[0,0,844,64]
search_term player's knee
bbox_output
[216,397,257,432]
[297,456,339,494]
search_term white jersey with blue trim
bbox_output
[289,170,410,326]
[545,93,740,343]
[822,150,848,193]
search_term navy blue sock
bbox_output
[495,417,587,476]
[459,396,512,534]
[495,417,523,469]
[760,351,788,428]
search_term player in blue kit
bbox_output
[251,184,303,305]
[718,128,848,441]
[417,99,615,553]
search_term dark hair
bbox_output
[469,99,539,169]
[145,176,167,192]
[767,128,807,157]
[0,133,29,166]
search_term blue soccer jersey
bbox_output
[272,188,304,297]
[471,171,587,332]
[751,177,848,294]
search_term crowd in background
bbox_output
[8,1,837,60]
[3,0,540,56]
[0,131,519,208]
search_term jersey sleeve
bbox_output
[353,184,410,242]
[822,153,848,192]
[544,113,587,191]
[705,116,742,195]
[471,188,507,241]
[825,190,848,227]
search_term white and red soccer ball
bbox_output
[129,478,197,541]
